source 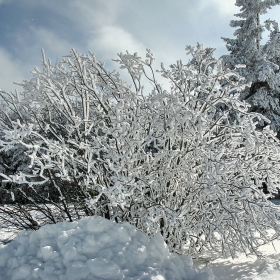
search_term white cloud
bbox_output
[199,0,239,16]
[0,26,75,93]
[0,47,26,92]
[12,26,75,70]
[30,27,73,58]
[213,0,239,15]
[88,26,147,60]
[73,1,121,28]
[45,0,123,31]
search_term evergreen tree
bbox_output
[223,0,280,137]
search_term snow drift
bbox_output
[0,216,213,280]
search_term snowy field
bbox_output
[194,236,280,280]
[0,200,279,280]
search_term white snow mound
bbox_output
[0,216,213,280]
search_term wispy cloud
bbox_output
[1,0,279,93]
[88,26,147,61]
[0,47,26,92]
[27,27,74,60]
[211,0,239,16]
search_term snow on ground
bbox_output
[0,216,213,280]
[0,200,279,279]
[193,238,280,280]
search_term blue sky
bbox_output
[0,0,279,92]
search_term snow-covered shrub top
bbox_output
[0,216,213,280]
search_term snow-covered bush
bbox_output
[0,45,280,258]
[0,100,31,204]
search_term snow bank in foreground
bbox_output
[0,216,213,280]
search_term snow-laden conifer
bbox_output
[223,0,280,137]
